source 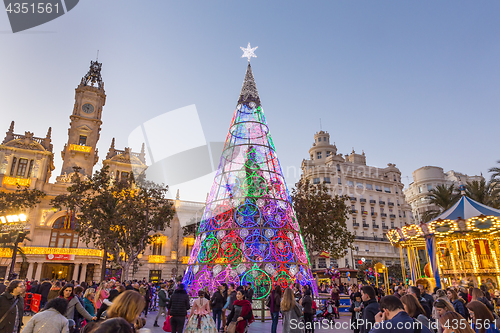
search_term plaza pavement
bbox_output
[141,310,352,333]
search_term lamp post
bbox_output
[0,213,28,280]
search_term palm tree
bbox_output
[421,184,460,222]
[420,184,461,222]
[465,179,500,209]
[429,184,460,210]
[489,161,500,180]
[421,210,441,223]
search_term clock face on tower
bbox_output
[82,103,94,114]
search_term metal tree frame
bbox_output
[182,63,316,299]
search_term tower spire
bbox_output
[2,121,15,144]
[106,138,116,160]
[139,143,146,163]
[80,60,103,89]
[238,63,261,106]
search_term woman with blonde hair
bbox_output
[95,281,109,309]
[439,311,474,333]
[281,288,304,333]
[107,290,146,325]
[83,288,97,318]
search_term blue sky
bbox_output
[1,1,499,201]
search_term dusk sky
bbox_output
[1,1,499,202]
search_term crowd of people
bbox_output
[346,282,500,333]
[0,277,183,333]
[2,276,500,333]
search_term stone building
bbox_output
[0,60,204,282]
[403,166,482,223]
[301,130,414,270]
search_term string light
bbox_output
[148,255,166,263]
[0,247,102,257]
[2,177,31,187]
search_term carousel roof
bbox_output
[431,195,500,222]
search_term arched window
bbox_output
[49,214,79,248]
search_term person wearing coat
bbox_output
[447,289,467,318]
[281,288,304,333]
[83,288,97,317]
[167,283,190,333]
[269,285,282,333]
[21,298,69,333]
[349,292,363,333]
[47,282,61,301]
[300,289,314,333]
[0,280,25,333]
[210,286,226,332]
[38,279,52,309]
[360,286,380,333]
[59,284,95,323]
[154,284,169,327]
[225,290,254,333]
[96,289,120,320]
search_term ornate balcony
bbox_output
[69,144,91,153]
[373,224,379,229]
[371,212,377,217]
[381,213,387,218]
[370,200,376,205]
[353,223,360,228]
[363,224,370,228]
[390,214,396,219]
[379,201,385,206]
[360,198,367,203]
[351,209,358,215]
[388,202,395,207]
[350,197,357,202]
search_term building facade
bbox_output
[0,61,204,282]
[301,131,414,270]
[403,166,482,223]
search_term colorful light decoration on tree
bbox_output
[182,48,316,299]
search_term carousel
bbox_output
[387,192,500,290]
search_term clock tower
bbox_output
[59,61,106,178]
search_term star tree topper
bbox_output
[241,42,258,62]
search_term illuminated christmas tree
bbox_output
[182,44,315,299]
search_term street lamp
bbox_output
[0,213,29,280]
